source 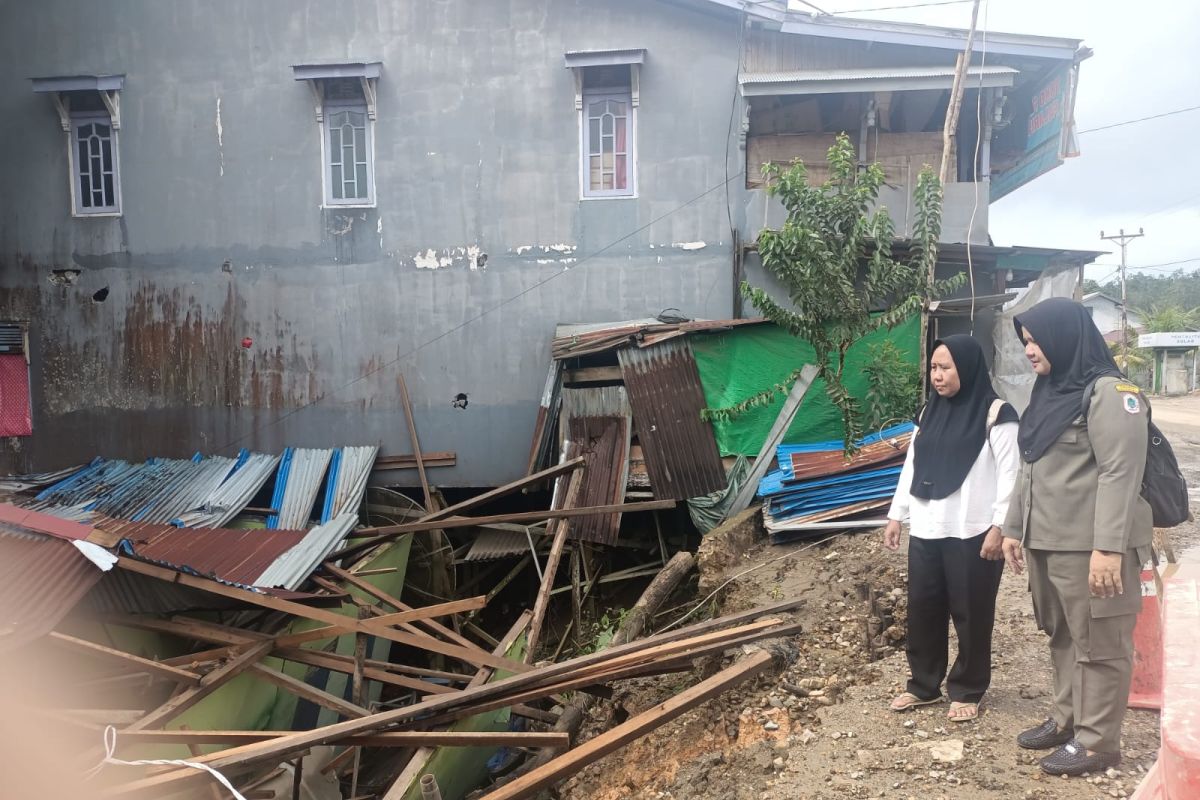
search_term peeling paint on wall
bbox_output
[215,97,224,177]
[672,241,707,251]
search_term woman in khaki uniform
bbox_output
[1000,297,1153,777]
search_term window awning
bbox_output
[31,75,124,131]
[291,62,381,121]
[739,65,1017,97]
[563,49,646,69]
[291,62,381,81]
[31,74,124,93]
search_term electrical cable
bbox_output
[214,170,745,452]
[831,0,972,13]
[1078,105,1200,135]
[964,0,988,332]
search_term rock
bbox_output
[773,757,785,770]
[921,739,965,763]
[798,728,818,745]
[764,721,780,731]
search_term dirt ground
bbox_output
[557,393,1200,800]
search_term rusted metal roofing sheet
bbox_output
[0,529,104,652]
[782,430,911,482]
[463,529,530,562]
[105,518,306,586]
[552,318,767,360]
[618,340,726,500]
[563,416,629,544]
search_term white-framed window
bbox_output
[71,112,121,215]
[32,75,124,218]
[582,91,634,198]
[293,63,381,209]
[565,51,644,200]
[323,100,374,206]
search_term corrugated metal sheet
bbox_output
[109,518,306,586]
[739,65,1018,85]
[269,448,334,529]
[174,451,281,528]
[463,529,530,562]
[0,464,85,494]
[253,513,358,590]
[552,318,767,360]
[618,340,725,500]
[321,446,377,522]
[559,387,631,545]
[25,452,279,528]
[525,361,564,476]
[781,427,912,482]
[0,529,104,652]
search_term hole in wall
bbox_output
[92,286,109,303]
[48,269,81,286]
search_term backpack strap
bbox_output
[985,398,1005,433]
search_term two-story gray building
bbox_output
[0,0,1099,485]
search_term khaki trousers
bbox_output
[1026,548,1140,754]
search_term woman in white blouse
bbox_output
[883,334,1020,722]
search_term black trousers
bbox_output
[905,531,1004,703]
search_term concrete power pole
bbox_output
[1100,227,1145,355]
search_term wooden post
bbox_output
[527,470,585,659]
[397,373,432,509]
[938,0,982,187]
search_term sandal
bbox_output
[947,701,979,722]
[889,692,943,712]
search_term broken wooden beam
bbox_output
[346,498,676,539]
[526,470,585,659]
[46,631,203,686]
[373,452,457,470]
[112,730,570,749]
[419,456,586,523]
[476,650,775,799]
[397,373,433,510]
[248,663,369,720]
[113,558,529,674]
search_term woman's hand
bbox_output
[1002,537,1025,575]
[980,526,1005,560]
[883,519,902,551]
[1089,550,1124,598]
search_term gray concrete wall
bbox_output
[0,0,744,483]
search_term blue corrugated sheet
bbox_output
[758,422,914,526]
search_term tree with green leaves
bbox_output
[704,133,963,452]
[1135,303,1200,333]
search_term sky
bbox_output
[790,0,1200,282]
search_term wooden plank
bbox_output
[114,558,530,674]
[248,663,368,720]
[476,651,774,799]
[274,594,488,649]
[271,648,457,695]
[100,609,797,798]
[125,641,275,732]
[563,366,624,384]
[397,374,432,509]
[728,364,818,517]
[348,498,675,539]
[114,730,570,748]
[527,471,584,659]
[322,563,486,654]
[47,632,202,686]
[420,456,586,523]
[373,451,457,469]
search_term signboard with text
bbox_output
[990,65,1077,201]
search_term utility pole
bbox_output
[1100,227,1145,355]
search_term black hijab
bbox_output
[1013,297,1123,463]
[911,334,1018,500]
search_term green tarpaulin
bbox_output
[691,315,920,456]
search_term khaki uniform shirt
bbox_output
[1003,376,1153,555]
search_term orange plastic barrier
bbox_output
[1131,760,1164,800]
[1130,569,1164,710]
[1156,566,1200,800]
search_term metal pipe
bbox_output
[420,773,443,800]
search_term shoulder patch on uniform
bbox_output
[1114,382,1141,394]
[1122,393,1141,414]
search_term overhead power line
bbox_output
[830,0,972,14]
[1078,105,1200,135]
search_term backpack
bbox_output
[1081,378,1191,528]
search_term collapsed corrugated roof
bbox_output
[0,528,106,652]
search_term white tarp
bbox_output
[992,265,1081,412]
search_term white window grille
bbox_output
[71,113,121,214]
[582,92,634,197]
[323,103,374,206]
